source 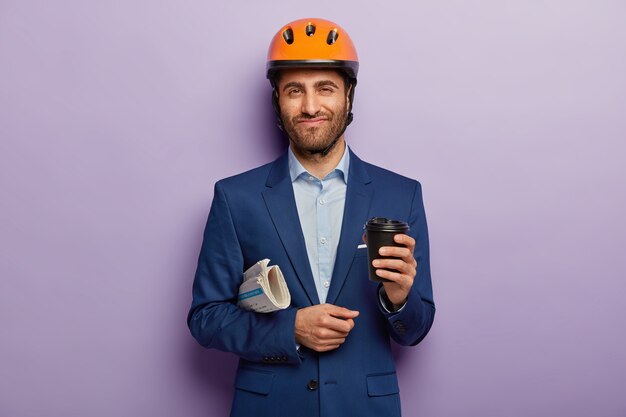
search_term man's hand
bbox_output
[372,234,417,309]
[295,304,359,352]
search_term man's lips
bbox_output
[297,117,328,125]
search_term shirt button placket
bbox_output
[317,182,328,302]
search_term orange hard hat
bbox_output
[266,18,359,80]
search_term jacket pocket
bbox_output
[366,372,399,397]
[355,246,369,257]
[234,368,275,395]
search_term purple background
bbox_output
[2,1,625,416]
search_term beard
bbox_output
[281,109,348,155]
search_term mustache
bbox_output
[292,112,332,123]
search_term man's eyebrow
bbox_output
[315,80,339,89]
[282,81,305,92]
[282,80,340,92]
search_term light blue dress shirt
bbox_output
[288,145,349,304]
[288,145,405,313]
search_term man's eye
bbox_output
[289,89,302,95]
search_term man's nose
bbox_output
[301,92,321,116]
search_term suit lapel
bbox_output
[326,150,373,305]
[262,153,320,306]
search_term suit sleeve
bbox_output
[379,181,436,346]
[187,181,301,365]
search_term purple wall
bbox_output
[2,1,625,416]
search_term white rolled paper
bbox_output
[237,259,291,313]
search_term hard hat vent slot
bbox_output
[326,29,339,45]
[306,23,316,36]
[283,28,294,44]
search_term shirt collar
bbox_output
[288,144,350,184]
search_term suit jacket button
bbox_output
[307,379,319,390]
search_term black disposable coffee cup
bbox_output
[365,217,410,283]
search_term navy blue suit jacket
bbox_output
[188,149,435,417]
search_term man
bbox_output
[188,18,435,417]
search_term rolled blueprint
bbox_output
[237,259,291,313]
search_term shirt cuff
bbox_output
[378,286,407,313]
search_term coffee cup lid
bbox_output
[366,217,410,232]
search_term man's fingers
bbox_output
[373,258,414,274]
[393,233,415,247]
[315,336,346,346]
[314,326,350,339]
[375,268,407,283]
[320,305,358,333]
[322,317,355,334]
[378,246,414,262]
[295,304,359,351]
[309,337,347,352]
[325,304,359,318]
[378,234,416,265]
